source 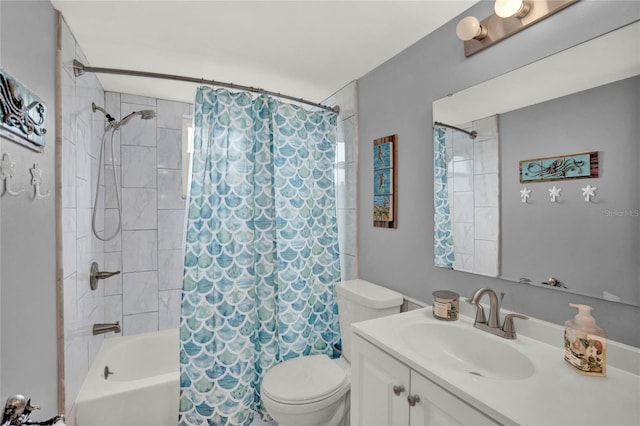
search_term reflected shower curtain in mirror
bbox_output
[179,87,341,426]
[433,126,454,268]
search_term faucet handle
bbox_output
[473,304,487,324]
[502,313,529,338]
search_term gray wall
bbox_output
[501,76,639,304]
[1,0,58,413]
[358,1,640,346]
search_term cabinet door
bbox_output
[408,371,499,426]
[352,335,411,426]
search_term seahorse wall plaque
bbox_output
[0,68,47,152]
[519,151,598,183]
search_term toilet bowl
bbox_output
[261,279,404,426]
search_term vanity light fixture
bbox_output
[456,0,579,57]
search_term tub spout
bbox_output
[93,322,121,335]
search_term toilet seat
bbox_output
[262,355,349,405]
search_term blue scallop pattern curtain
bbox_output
[179,87,341,426]
[433,126,454,268]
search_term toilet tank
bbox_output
[336,279,403,362]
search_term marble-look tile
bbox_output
[474,173,500,207]
[120,103,157,147]
[474,138,499,175]
[158,169,185,209]
[62,132,77,209]
[337,208,357,256]
[103,251,123,295]
[64,335,89,414]
[122,188,157,230]
[453,192,473,223]
[157,99,190,130]
[335,81,357,119]
[343,162,357,209]
[121,145,157,188]
[474,240,499,277]
[103,130,121,167]
[76,236,92,297]
[335,141,346,164]
[60,20,76,78]
[104,165,121,209]
[473,115,498,141]
[123,271,159,315]
[452,130,474,161]
[63,274,77,338]
[158,210,185,250]
[157,128,182,169]
[76,119,90,180]
[454,253,474,272]
[122,230,158,272]
[63,208,77,277]
[61,63,76,144]
[342,116,358,164]
[158,249,184,290]
[453,159,473,192]
[444,128,454,149]
[104,295,123,339]
[103,209,121,252]
[159,289,182,330]
[475,207,499,241]
[76,177,91,210]
[121,94,156,106]
[340,253,357,281]
[123,312,158,336]
[453,222,474,254]
[76,207,91,239]
[445,147,454,178]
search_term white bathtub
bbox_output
[75,328,180,426]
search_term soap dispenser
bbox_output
[564,304,606,376]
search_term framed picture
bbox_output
[373,135,397,228]
[520,151,598,183]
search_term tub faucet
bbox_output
[467,288,528,339]
[93,322,121,335]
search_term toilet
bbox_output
[261,279,404,426]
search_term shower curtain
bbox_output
[433,126,454,268]
[179,87,341,426]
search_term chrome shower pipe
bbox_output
[73,59,340,114]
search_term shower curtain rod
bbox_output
[434,121,477,139]
[72,60,339,113]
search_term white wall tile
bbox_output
[474,240,499,277]
[63,208,77,277]
[122,187,157,230]
[337,208,356,256]
[473,115,498,141]
[104,295,123,338]
[157,128,182,169]
[159,289,182,330]
[453,132,474,161]
[157,99,190,130]
[123,312,158,336]
[123,271,159,315]
[453,159,473,192]
[159,249,184,290]
[158,210,185,250]
[158,169,185,209]
[103,209,121,252]
[76,119,90,180]
[122,230,158,272]
[475,207,499,241]
[121,94,156,106]
[453,222,474,254]
[62,138,77,208]
[474,138,499,175]
[474,173,500,207]
[454,253,474,272]
[121,145,157,188]
[340,254,357,281]
[453,192,473,223]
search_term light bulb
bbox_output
[455,16,487,41]
[494,0,531,18]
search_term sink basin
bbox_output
[398,322,535,380]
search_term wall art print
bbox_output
[373,134,397,228]
[520,151,598,183]
[0,68,47,152]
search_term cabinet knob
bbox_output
[392,385,405,396]
[407,394,421,407]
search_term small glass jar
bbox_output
[432,290,460,321]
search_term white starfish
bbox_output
[520,187,531,203]
[581,184,597,202]
[548,186,561,203]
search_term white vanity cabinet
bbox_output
[351,334,499,426]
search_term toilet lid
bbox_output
[262,355,348,404]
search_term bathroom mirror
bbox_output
[433,21,640,306]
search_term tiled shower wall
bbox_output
[60,18,106,414]
[325,81,358,280]
[102,92,190,336]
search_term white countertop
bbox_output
[352,307,640,426]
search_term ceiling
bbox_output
[51,0,475,105]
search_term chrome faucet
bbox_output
[93,322,121,335]
[467,288,528,339]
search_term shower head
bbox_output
[118,109,157,127]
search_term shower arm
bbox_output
[73,60,340,114]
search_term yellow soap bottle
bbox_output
[564,304,606,377]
